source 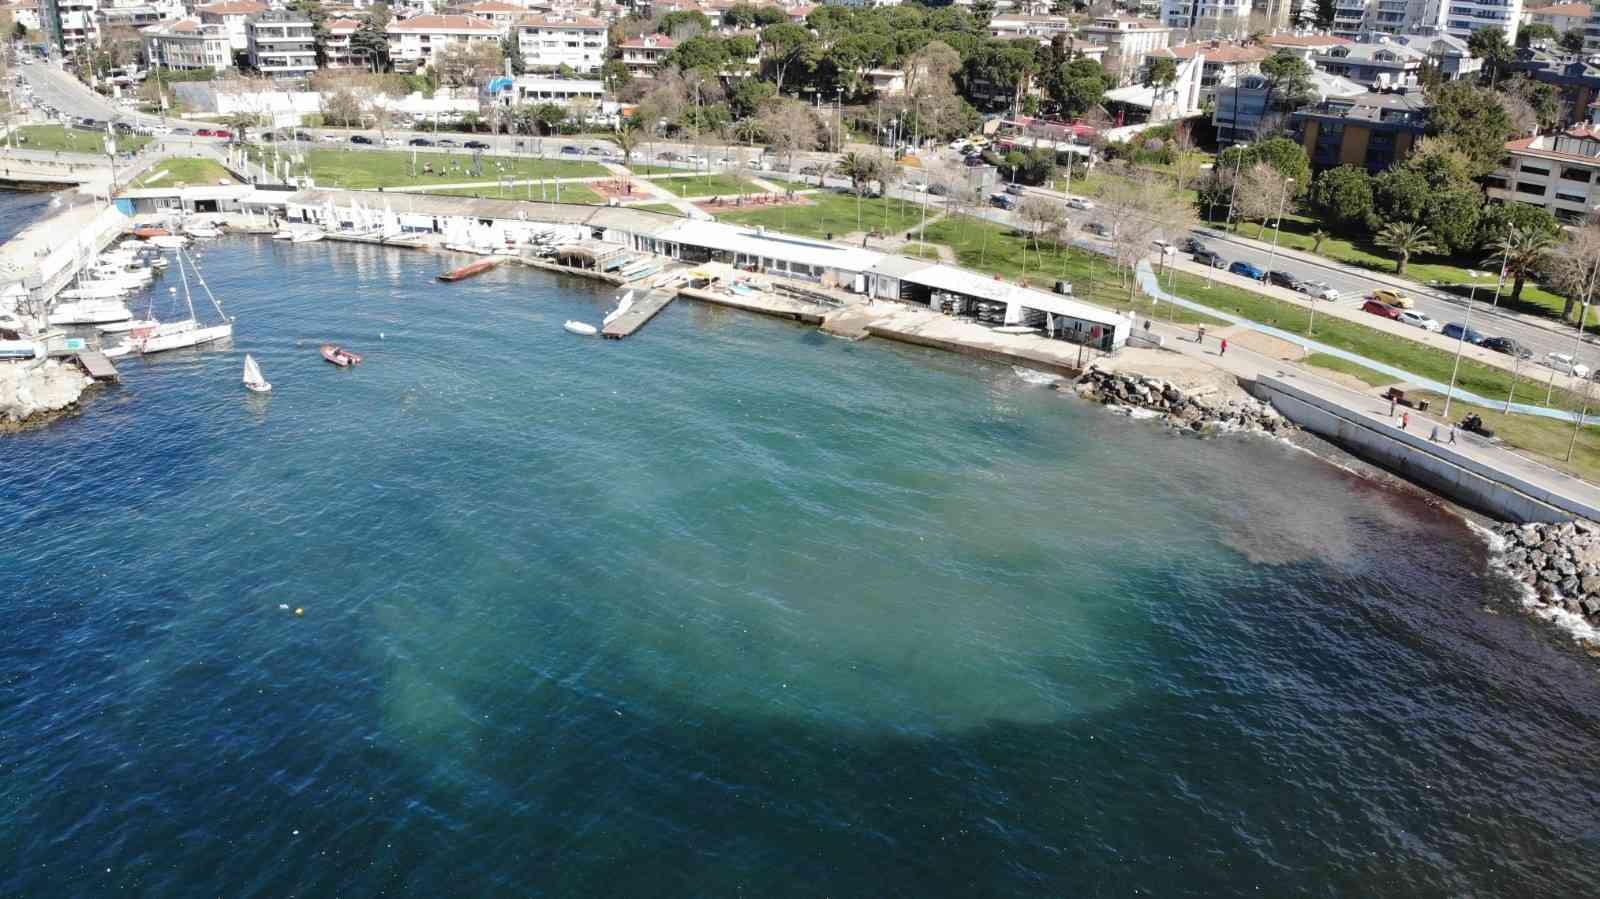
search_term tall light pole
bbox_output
[1265,176,1294,274]
[1568,371,1594,461]
[1221,144,1247,233]
[1491,224,1512,308]
[1442,269,1483,419]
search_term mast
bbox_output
[181,247,227,321]
[176,247,196,322]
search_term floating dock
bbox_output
[438,258,501,282]
[602,290,675,339]
[75,351,120,382]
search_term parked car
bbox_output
[194,128,217,137]
[321,133,342,142]
[587,146,609,156]
[1064,196,1094,211]
[560,145,583,155]
[1267,270,1302,290]
[1362,299,1403,319]
[659,151,681,161]
[1297,279,1340,301]
[213,129,232,140]
[1397,310,1441,332]
[171,127,192,135]
[408,137,433,146]
[798,164,821,176]
[1193,249,1227,268]
[1083,222,1115,238]
[1004,182,1025,195]
[1228,261,1267,281]
[1546,352,1590,378]
[1180,237,1205,253]
[928,183,949,196]
[382,136,402,146]
[464,140,489,149]
[436,139,459,147]
[1152,238,1175,253]
[294,131,313,141]
[350,134,373,144]
[990,193,1017,210]
[1441,323,1485,344]
[1481,336,1532,358]
[1371,288,1414,309]
[963,155,986,167]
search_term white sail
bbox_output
[243,354,263,384]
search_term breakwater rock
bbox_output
[1494,520,1600,626]
[1074,366,1290,435]
[0,359,92,430]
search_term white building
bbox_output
[1158,0,1252,38]
[1080,16,1175,83]
[618,34,675,79]
[454,0,524,25]
[1522,1,1588,34]
[1330,0,1522,44]
[516,14,607,74]
[248,9,316,78]
[386,13,507,72]
[142,17,232,71]
[508,75,604,105]
[987,14,1074,42]
[195,0,265,53]
[1488,122,1600,224]
[324,18,364,69]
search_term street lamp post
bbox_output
[1264,176,1294,274]
[1491,224,1511,308]
[1442,269,1483,419]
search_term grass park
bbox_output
[648,174,763,198]
[246,147,608,189]
[131,157,237,188]
[421,182,604,205]
[14,125,151,154]
[716,191,929,240]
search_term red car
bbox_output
[213,129,232,139]
[1362,299,1402,320]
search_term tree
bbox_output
[1143,57,1176,89]
[1561,28,1587,55]
[434,41,501,87]
[351,7,390,71]
[730,78,776,120]
[1233,162,1293,238]
[1489,225,1558,303]
[1424,81,1513,176]
[615,122,640,167]
[1017,195,1065,271]
[1375,222,1438,275]
[501,30,525,76]
[1258,51,1313,112]
[1518,23,1558,48]
[1466,26,1512,87]
[904,40,961,100]
[1543,225,1600,321]
[1308,165,1375,234]
[659,10,711,38]
[1475,202,1558,252]
[758,99,819,172]
[1314,0,1335,29]
[759,23,812,94]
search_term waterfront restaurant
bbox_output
[635,220,885,291]
[867,259,1131,350]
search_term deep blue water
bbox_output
[3,194,1600,896]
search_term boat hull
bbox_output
[321,344,361,366]
[136,322,232,354]
[563,321,598,336]
[50,302,132,325]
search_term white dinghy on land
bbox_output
[243,353,271,393]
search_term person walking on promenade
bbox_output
[1197,325,1206,345]
[1388,394,1397,417]
[1401,412,1410,430]
[1220,338,1228,356]
[1430,425,1440,442]
[1448,426,1457,445]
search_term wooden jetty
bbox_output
[76,351,120,382]
[602,290,675,339]
[438,258,500,282]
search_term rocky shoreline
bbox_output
[1493,520,1600,630]
[1072,365,1291,436]
[0,359,93,431]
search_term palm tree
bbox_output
[813,158,833,188]
[1375,222,1438,276]
[835,152,880,233]
[1488,224,1557,302]
[615,122,640,169]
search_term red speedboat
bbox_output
[321,344,362,367]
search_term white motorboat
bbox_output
[49,300,132,325]
[242,353,271,393]
[97,318,160,333]
[148,234,190,249]
[101,342,131,358]
[58,282,129,301]
[564,320,598,336]
[184,224,223,239]
[290,231,324,243]
[130,248,233,354]
[0,339,43,360]
[271,230,296,240]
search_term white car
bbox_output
[321,134,342,142]
[1297,279,1340,301]
[1546,352,1591,379]
[1065,197,1095,210]
[383,137,402,146]
[1397,310,1441,332]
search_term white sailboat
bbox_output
[242,353,271,393]
[130,247,233,354]
[97,318,160,333]
[57,281,129,301]
[149,234,190,249]
[603,292,635,326]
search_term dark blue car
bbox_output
[1442,323,1485,344]
[1228,261,1267,281]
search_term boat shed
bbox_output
[869,259,1131,350]
[638,220,884,290]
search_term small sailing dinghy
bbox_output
[321,344,362,366]
[602,292,634,326]
[564,321,598,336]
[243,353,272,393]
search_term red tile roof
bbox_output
[389,13,503,31]
[1526,2,1590,16]
[518,14,606,27]
[620,34,678,49]
[1265,34,1352,47]
[196,1,265,15]
[327,17,360,32]
[1152,42,1270,63]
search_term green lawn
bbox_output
[649,174,764,197]
[717,191,930,239]
[420,182,604,204]
[14,125,151,154]
[247,146,608,188]
[1304,352,1398,387]
[1410,391,1600,484]
[627,164,682,175]
[131,157,237,188]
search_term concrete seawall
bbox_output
[1256,374,1600,523]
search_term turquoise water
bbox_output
[4,205,1600,895]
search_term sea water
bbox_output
[2,197,1599,896]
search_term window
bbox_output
[1561,167,1593,183]
[1516,182,1546,195]
[1556,192,1587,204]
[1520,164,1551,177]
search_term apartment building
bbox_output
[248,8,316,77]
[987,14,1074,43]
[515,15,606,74]
[1392,32,1482,81]
[454,0,524,25]
[387,14,507,72]
[1290,89,1429,172]
[1312,38,1426,88]
[1488,122,1600,223]
[1262,33,1350,60]
[55,0,97,52]
[1522,1,1588,33]
[1331,0,1522,43]
[99,4,163,30]
[1081,16,1174,83]
[324,18,364,69]
[196,0,265,53]
[142,17,233,71]
[1158,0,1251,38]
[1145,41,1268,94]
[1214,69,1366,146]
[618,33,675,78]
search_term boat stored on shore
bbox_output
[438,259,500,282]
